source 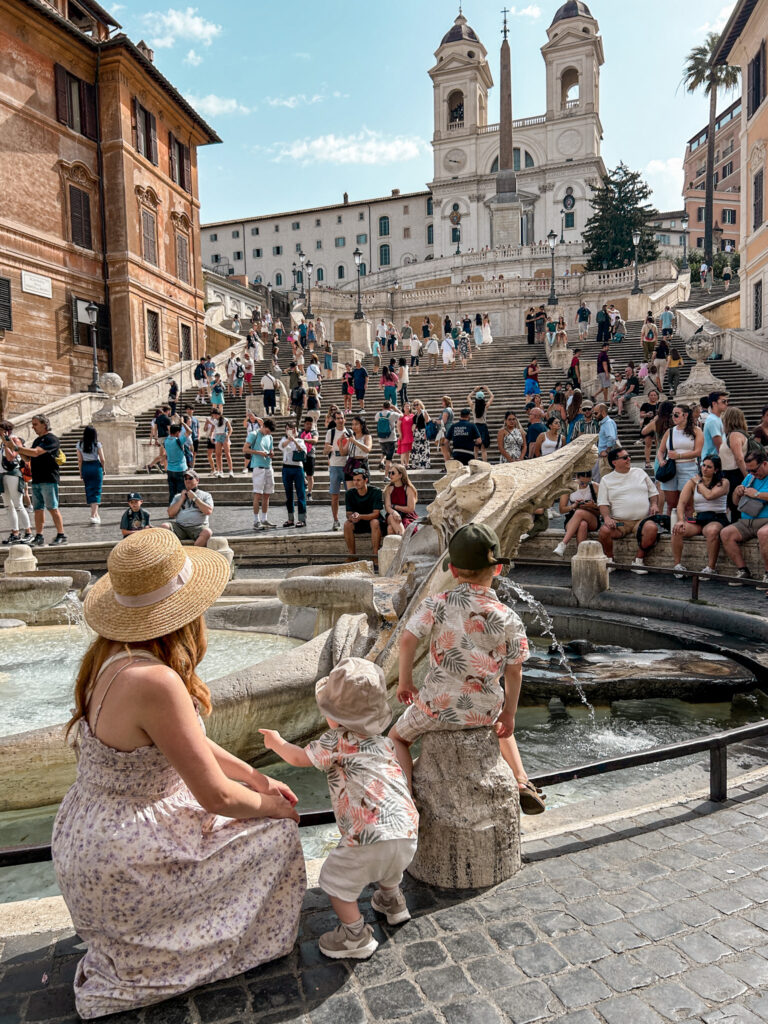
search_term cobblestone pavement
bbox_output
[6,781,768,1023]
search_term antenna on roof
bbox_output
[502,6,509,38]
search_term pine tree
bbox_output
[582,162,661,271]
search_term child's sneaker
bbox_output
[371,887,411,925]
[318,922,378,960]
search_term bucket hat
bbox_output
[315,657,391,737]
[84,528,230,642]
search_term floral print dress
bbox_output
[411,413,431,469]
[52,654,306,1019]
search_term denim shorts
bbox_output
[32,481,59,511]
[329,465,345,495]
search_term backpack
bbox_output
[194,363,204,380]
[290,386,304,405]
[377,414,392,439]
[646,327,656,341]
[425,420,439,441]
[236,363,245,379]
[747,434,767,458]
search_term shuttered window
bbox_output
[168,132,192,192]
[755,281,763,331]
[70,296,110,349]
[146,309,161,353]
[70,185,92,249]
[175,232,190,283]
[142,210,157,264]
[0,277,12,331]
[179,322,192,360]
[748,42,767,119]
[754,169,764,232]
[133,98,158,164]
[54,64,97,140]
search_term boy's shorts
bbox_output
[318,838,417,903]
[394,703,497,744]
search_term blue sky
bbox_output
[110,1,740,222]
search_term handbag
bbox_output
[654,430,676,482]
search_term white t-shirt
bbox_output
[398,364,410,384]
[325,427,349,467]
[376,323,387,340]
[598,467,657,522]
[261,373,276,390]
[410,337,421,357]
[568,483,596,506]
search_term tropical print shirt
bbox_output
[305,729,418,847]
[405,583,529,727]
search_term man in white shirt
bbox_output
[597,446,660,573]
[376,320,387,345]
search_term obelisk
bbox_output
[490,8,525,246]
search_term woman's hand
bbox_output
[258,793,300,822]
[672,521,686,535]
[251,773,299,806]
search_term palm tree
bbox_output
[682,33,740,267]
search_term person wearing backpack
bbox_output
[193,357,208,403]
[641,315,658,362]
[232,358,245,397]
[375,400,401,474]
[290,376,307,429]
[8,414,67,546]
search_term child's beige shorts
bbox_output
[318,837,418,903]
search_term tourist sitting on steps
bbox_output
[389,523,545,814]
[260,658,418,961]
[384,463,418,536]
[671,456,730,578]
[720,449,768,588]
[553,470,601,557]
[343,468,384,564]
[162,469,213,547]
[597,446,661,574]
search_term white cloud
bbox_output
[696,2,735,34]
[265,89,347,109]
[186,93,252,116]
[184,48,202,66]
[269,129,428,165]
[292,52,311,60]
[510,4,542,18]
[142,7,221,49]
[110,3,125,12]
[645,156,685,210]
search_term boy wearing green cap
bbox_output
[390,523,544,813]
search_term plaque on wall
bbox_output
[21,271,53,298]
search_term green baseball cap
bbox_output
[443,524,510,571]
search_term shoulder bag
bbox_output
[655,430,676,482]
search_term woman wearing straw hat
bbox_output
[52,529,305,1019]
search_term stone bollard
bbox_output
[4,544,38,576]
[378,535,402,577]
[208,536,235,579]
[571,539,610,605]
[408,728,521,889]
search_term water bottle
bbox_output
[670,509,678,530]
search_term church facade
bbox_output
[201,1,606,284]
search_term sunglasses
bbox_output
[183,475,196,480]
[672,412,684,418]
[614,454,630,461]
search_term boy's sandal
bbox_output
[519,780,547,815]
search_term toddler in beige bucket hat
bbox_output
[260,657,419,961]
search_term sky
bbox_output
[108,1,741,223]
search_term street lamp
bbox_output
[353,247,364,319]
[559,209,565,244]
[299,249,306,298]
[631,228,642,294]
[681,212,689,271]
[267,281,272,316]
[291,263,297,291]
[85,300,101,393]
[547,230,558,306]
[454,228,461,256]
[305,260,313,318]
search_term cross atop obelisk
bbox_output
[501,7,509,38]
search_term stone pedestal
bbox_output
[349,318,372,354]
[549,342,572,373]
[92,373,138,474]
[4,544,38,576]
[676,335,726,401]
[571,539,610,605]
[208,536,235,578]
[408,728,521,889]
[378,535,402,577]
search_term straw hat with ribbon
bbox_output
[84,529,230,642]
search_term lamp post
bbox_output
[305,260,313,318]
[353,247,364,319]
[299,249,306,298]
[559,209,565,244]
[291,263,297,291]
[267,281,272,316]
[454,228,461,256]
[547,230,557,306]
[631,228,642,294]
[85,300,101,393]
[681,212,689,271]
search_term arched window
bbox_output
[490,155,499,174]
[561,67,580,107]
[315,267,324,282]
[525,151,535,168]
[491,150,534,174]
[275,272,283,286]
[447,89,464,125]
[337,264,345,280]
[378,215,390,237]
[427,224,434,245]
[379,244,391,267]
[427,196,433,216]
[254,275,262,284]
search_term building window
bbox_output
[403,204,409,215]
[254,275,262,283]
[168,133,191,192]
[403,227,411,239]
[564,212,575,229]
[722,161,734,180]
[233,250,243,261]
[175,233,190,284]
[755,280,763,330]
[69,185,92,249]
[54,64,97,140]
[356,233,367,244]
[656,233,671,245]
[0,276,12,331]
[697,207,705,222]
[275,272,283,286]
[358,212,364,221]
[748,41,766,118]
[697,237,704,248]
[292,221,300,230]
[337,264,345,280]
[722,208,737,224]
[337,215,343,224]
[316,240,322,249]
[132,98,158,164]
[146,308,161,353]
[232,230,240,238]
[292,243,301,253]
[142,209,157,264]
[274,224,280,232]
[296,271,303,285]
[316,267,324,282]
[251,226,259,235]
[253,247,262,257]
[378,216,390,237]
[451,227,460,243]
[713,172,719,187]
[273,245,282,256]
[427,197,433,216]
[359,263,367,276]
[211,253,220,263]
[427,224,433,245]
[379,244,391,266]
[335,237,346,247]
[179,321,192,360]
[72,297,109,348]
[754,169,764,231]
[315,218,321,227]
[209,233,218,241]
